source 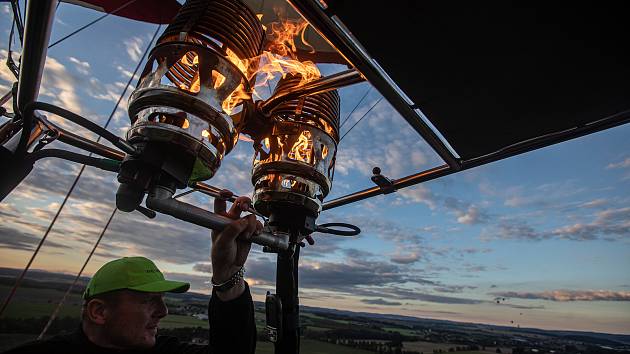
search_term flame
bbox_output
[288,130,312,163]
[175,16,322,114]
[179,52,201,93]
[257,14,267,31]
[322,145,328,159]
[212,71,226,89]
[202,129,210,138]
[319,118,334,137]
[263,137,270,149]
[252,18,320,92]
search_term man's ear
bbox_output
[85,299,109,325]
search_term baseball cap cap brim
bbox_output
[128,279,190,294]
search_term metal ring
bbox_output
[315,222,360,236]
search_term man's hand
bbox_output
[211,190,262,301]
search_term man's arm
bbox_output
[209,281,256,354]
[207,191,261,354]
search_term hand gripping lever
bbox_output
[145,186,290,251]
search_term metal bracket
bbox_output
[265,292,282,343]
[370,166,396,194]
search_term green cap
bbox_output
[83,257,190,299]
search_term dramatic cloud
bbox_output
[361,298,402,306]
[0,225,71,252]
[492,290,630,302]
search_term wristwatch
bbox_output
[211,267,244,292]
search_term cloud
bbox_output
[433,285,477,294]
[579,199,607,208]
[68,57,91,75]
[335,98,442,181]
[549,207,630,241]
[163,271,211,292]
[193,262,212,273]
[394,185,438,210]
[482,207,629,242]
[606,157,630,169]
[0,225,71,252]
[444,197,489,225]
[124,36,144,62]
[491,290,630,302]
[361,298,402,306]
[390,252,421,264]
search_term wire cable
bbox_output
[37,208,117,339]
[48,0,139,49]
[339,96,383,143]
[339,86,371,129]
[0,24,160,320]
[10,0,24,44]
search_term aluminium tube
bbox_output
[39,117,126,161]
[259,69,364,116]
[146,186,289,250]
[16,0,57,113]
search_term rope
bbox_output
[48,0,139,49]
[339,96,383,143]
[0,24,160,319]
[37,208,117,339]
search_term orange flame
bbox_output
[288,131,312,163]
[252,17,320,93]
[322,145,328,159]
[176,16,320,114]
[179,52,200,93]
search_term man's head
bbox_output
[81,257,190,349]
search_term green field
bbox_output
[403,341,512,354]
[255,339,374,354]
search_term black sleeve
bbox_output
[208,282,257,354]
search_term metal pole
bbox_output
[275,244,300,354]
[259,69,364,116]
[323,107,630,211]
[16,0,57,114]
[1,0,56,202]
[323,164,452,210]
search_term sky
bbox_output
[1,2,629,335]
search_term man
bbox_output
[5,192,261,353]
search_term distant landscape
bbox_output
[1,268,629,354]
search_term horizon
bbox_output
[1,265,629,337]
[1,1,629,336]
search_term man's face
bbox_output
[103,290,168,349]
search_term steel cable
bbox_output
[339,96,383,143]
[339,86,371,129]
[48,0,139,49]
[0,24,160,319]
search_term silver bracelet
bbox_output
[211,267,245,292]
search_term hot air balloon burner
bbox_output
[117,0,264,212]
[252,74,340,233]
